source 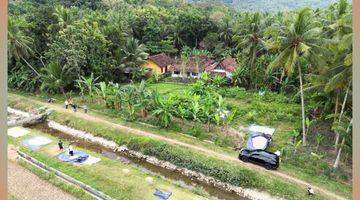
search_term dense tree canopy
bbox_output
[8,0,352,170]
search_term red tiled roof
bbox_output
[169,56,216,73]
[148,53,174,69]
[220,57,237,72]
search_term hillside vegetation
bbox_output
[8,0,352,198]
[190,0,339,12]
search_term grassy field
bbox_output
[9,129,209,200]
[8,86,352,199]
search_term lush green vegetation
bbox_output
[8,95,352,199]
[191,0,339,12]
[15,113,327,199]
[8,0,352,198]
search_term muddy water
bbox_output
[29,123,249,200]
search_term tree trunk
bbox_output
[333,91,339,124]
[60,86,67,99]
[279,70,285,84]
[333,118,352,169]
[333,137,345,170]
[21,56,41,77]
[298,65,306,146]
[335,85,349,149]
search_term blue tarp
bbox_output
[153,189,172,200]
[58,150,89,163]
[22,136,52,150]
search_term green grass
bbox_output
[8,89,352,199]
[8,99,327,200]
[8,195,17,200]
[10,129,209,200]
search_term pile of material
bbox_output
[58,150,89,163]
[246,125,275,150]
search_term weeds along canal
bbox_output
[27,122,250,200]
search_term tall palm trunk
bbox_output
[60,86,67,99]
[298,64,306,146]
[335,85,349,149]
[333,91,339,124]
[333,118,352,169]
[21,56,41,77]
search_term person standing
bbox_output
[307,185,314,196]
[58,140,64,150]
[68,145,74,156]
[64,99,69,109]
[83,105,88,113]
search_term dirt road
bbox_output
[11,94,347,200]
[8,146,78,200]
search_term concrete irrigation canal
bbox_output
[8,107,279,200]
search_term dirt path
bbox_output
[8,146,78,200]
[13,95,347,200]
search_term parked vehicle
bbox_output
[238,149,279,170]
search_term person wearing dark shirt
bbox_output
[58,140,64,150]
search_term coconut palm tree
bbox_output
[8,16,40,77]
[119,37,149,71]
[333,117,352,169]
[40,62,72,97]
[219,17,233,47]
[267,8,325,146]
[52,5,77,29]
[233,12,266,70]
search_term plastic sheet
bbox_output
[153,189,172,200]
[22,136,52,150]
[58,150,89,163]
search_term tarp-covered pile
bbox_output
[246,125,275,150]
[58,150,89,163]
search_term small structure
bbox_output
[142,53,174,75]
[205,57,237,78]
[169,55,216,78]
[168,56,237,79]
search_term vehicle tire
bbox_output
[264,164,272,170]
[240,155,249,162]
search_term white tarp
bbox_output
[8,127,30,138]
[78,156,101,165]
[248,125,275,136]
[22,136,52,150]
[251,136,269,149]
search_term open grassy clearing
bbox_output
[8,93,351,200]
[9,129,209,200]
